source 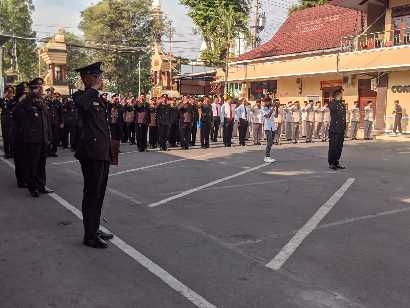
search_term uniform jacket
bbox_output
[74,88,111,162]
[148,106,157,127]
[169,106,179,125]
[108,103,124,141]
[13,94,51,144]
[134,103,149,125]
[47,98,64,126]
[200,104,213,124]
[63,99,77,126]
[329,100,347,134]
[179,104,194,125]
[156,103,171,126]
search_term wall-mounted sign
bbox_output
[320,80,342,90]
[391,85,410,93]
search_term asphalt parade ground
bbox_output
[1,138,410,308]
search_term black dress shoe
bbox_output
[83,236,108,249]
[29,190,40,198]
[39,187,54,194]
[97,230,114,241]
[50,153,58,157]
[336,165,346,170]
[329,164,338,171]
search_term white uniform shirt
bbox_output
[235,104,250,121]
[211,103,221,117]
[314,106,323,123]
[364,105,374,122]
[345,109,351,123]
[306,105,315,122]
[322,106,331,122]
[262,107,277,131]
[291,106,301,123]
[301,106,308,121]
[285,106,293,122]
[250,106,264,124]
[351,107,360,122]
[220,103,234,123]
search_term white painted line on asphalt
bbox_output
[265,177,355,271]
[52,150,143,165]
[107,187,143,205]
[148,163,271,208]
[0,155,217,308]
[398,151,410,154]
[109,153,212,177]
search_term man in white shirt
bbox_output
[251,98,264,145]
[290,101,301,144]
[350,101,360,140]
[235,98,250,146]
[274,101,283,145]
[285,101,293,141]
[313,101,323,139]
[220,98,235,147]
[211,96,222,142]
[344,100,351,138]
[321,102,331,142]
[262,97,279,163]
[364,101,374,140]
[305,100,315,143]
[300,101,308,138]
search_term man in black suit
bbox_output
[74,62,113,249]
[13,78,54,197]
[328,89,347,170]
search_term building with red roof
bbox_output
[214,1,410,135]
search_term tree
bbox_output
[64,31,91,90]
[180,0,250,66]
[0,0,37,81]
[79,0,163,94]
[288,0,327,14]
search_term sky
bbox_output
[32,0,294,60]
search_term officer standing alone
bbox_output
[328,90,347,170]
[73,62,113,249]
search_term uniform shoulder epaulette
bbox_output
[72,90,85,101]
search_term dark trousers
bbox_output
[80,159,110,241]
[62,123,76,149]
[328,132,345,166]
[393,115,402,133]
[49,124,60,154]
[123,123,134,143]
[191,124,197,146]
[1,116,12,157]
[200,122,211,147]
[169,123,178,147]
[238,120,249,145]
[158,124,169,150]
[13,142,27,186]
[179,122,192,149]
[26,143,47,192]
[149,126,158,148]
[135,123,148,151]
[211,117,220,142]
[223,120,234,146]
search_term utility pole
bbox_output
[251,0,265,49]
[168,20,173,90]
[138,60,141,97]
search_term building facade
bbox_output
[217,2,410,134]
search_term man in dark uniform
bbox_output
[191,98,199,146]
[134,94,149,152]
[328,89,347,170]
[73,62,113,249]
[157,95,171,151]
[179,97,194,150]
[12,82,29,188]
[61,97,77,150]
[108,94,124,165]
[1,85,15,158]
[200,96,213,148]
[14,78,54,197]
[46,90,64,157]
[148,98,158,149]
[168,98,179,148]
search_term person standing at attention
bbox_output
[73,62,113,249]
[251,98,264,145]
[328,90,347,170]
[392,100,403,135]
[364,101,375,140]
[262,97,279,163]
